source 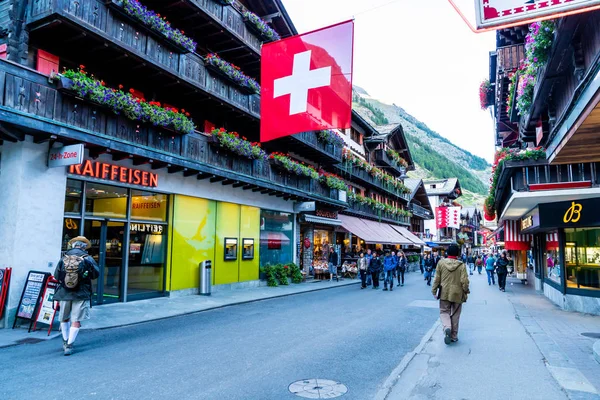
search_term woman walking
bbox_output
[432,244,470,345]
[397,251,407,287]
[369,251,382,289]
[424,254,434,286]
[485,253,496,285]
[496,251,510,292]
[358,252,368,289]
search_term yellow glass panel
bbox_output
[239,206,260,282]
[131,191,168,221]
[215,202,240,285]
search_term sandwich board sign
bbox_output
[13,271,50,332]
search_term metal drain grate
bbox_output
[581,332,600,339]
[289,379,348,399]
[15,338,45,345]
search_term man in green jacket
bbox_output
[432,244,470,345]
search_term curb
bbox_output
[373,319,441,400]
[88,280,361,331]
[594,340,600,365]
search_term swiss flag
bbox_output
[260,20,354,142]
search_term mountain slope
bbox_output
[353,86,491,206]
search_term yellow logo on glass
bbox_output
[563,202,582,223]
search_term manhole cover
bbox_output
[289,379,348,399]
[581,332,600,339]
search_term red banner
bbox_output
[436,207,449,229]
[260,20,354,142]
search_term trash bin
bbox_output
[199,260,212,296]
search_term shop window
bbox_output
[131,190,168,222]
[259,210,293,267]
[64,179,83,214]
[128,223,167,296]
[565,228,600,291]
[545,232,562,285]
[61,217,81,252]
[85,183,128,219]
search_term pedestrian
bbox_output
[467,253,475,275]
[432,244,470,345]
[485,253,496,285]
[476,255,483,274]
[369,251,382,289]
[419,253,424,275]
[383,251,395,291]
[397,251,407,287]
[53,236,100,356]
[358,252,368,289]
[328,247,338,282]
[424,254,434,286]
[365,249,373,286]
[432,251,441,278]
[496,251,510,292]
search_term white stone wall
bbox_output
[0,138,67,328]
[424,195,440,241]
[543,281,600,315]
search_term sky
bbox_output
[281,0,497,163]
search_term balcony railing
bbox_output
[345,202,410,226]
[285,131,342,164]
[0,59,344,206]
[27,0,260,118]
[374,149,404,176]
[337,164,411,202]
[410,203,433,219]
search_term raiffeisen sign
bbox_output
[448,0,600,32]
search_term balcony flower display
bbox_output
[59,67,195,134]
[205,53,260,94]
[319,171,348,192]
[118,0,196,53]
[348,193,412,218]
[479,79,493,110]
[342,148,411,194]
[269,152,319,180]
[210,128,268,160]
[506,72,517,114]
[385,148,409,168]
[317,130,345,147]
[243,11,280,42]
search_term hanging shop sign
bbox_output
[69,160,158,188]
[294,202,316,213]
[48,144,85,168]
[472,0,600,30]
[13,271,50,332]
[315,209,338,219]
[0,267,12,320]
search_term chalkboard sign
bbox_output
[13,271,49,331]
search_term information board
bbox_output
[36,280,57,325]
[13,271,49,330]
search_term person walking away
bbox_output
[397,251,407,287]
[383,251,396,291]
[496,251,510,292]
[476,255,483,274]
[432,244,470,345]
[467,254,475,275]
[369,251,382,289]
[419,253,425,275]
[365,249,373,286]
[424,254,434,286]
[432,251,441,278]
[328,247,338,282]
[391,251,398,287]
[485,254,496,285]
[53,236,99,356]
[358,252,368,289]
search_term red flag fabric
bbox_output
[260,20,354,142]
[436,207,448,229]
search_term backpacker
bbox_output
[59,254,87,290]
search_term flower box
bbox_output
[205,63,256,95]
[105,0,195,54]
[243,12,280,43]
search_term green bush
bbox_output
[260,265,279,287]
[289,264,303,284]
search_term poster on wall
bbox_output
[13,271,49,331]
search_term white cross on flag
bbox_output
[260,20,354,142]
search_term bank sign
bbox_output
[475,0,600,29]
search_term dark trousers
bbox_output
[420,264,424,274]
[498,272,507,290]
[371,272,379,288]
[397,269,405,285]
[360,270,367,288]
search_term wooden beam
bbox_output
[168,165,185,174]
[183,168,197,177]
[133,158,151,166]
[111,153,130,161]
[252,187,262,192]
[197,173,211,180]
[0,124,24,142]
[210,176,225,183]
[243,185,255,190]
[221,179,235,186]
[151,162,168,170]
[33,134,57,144]
[232,182,245,188]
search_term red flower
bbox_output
[180,30,184,34]
[185,112,190,117]
[79,64,85,70]
[129,88,135,94]
[100,80,105,86]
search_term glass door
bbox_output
[84,220,125,304]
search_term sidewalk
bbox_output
[1,278,359,348]
[381,270,600,400]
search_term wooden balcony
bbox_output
[345,203,411,226]
[374,149,404,176]
[26,0,260,126]
[410,203,433,220]
[268,131,342,165]
[0,59,345,207]
[336,164,411,202]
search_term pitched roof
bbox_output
[424,178,460,196]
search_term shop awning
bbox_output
[504,220,532,251]
[390,225,426,246]
[338,215,411,245]
[260,231,291,244]
[301,214,343,226]
[546,232,559,249]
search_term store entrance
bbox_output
[84,220,125,305]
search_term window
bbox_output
[565,228,600,291]
[260,210,293,267]
[64,179,83,214]
[545,231,562,285]
[85,183,128,219]
[131,190,168,222]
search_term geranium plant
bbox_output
[319,172,348,192]
[118,0,196,52]
[317,130,345,147]
[342,148,411,195]
[243,11,280,42]
[210,127,268,160]
[205,53,260,94]
[60,67,195,134]
[385,148,409,168]
[270,152,319,180]
[506,72,517,114]
[479,79,493,110]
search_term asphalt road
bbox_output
[0,272,439,400]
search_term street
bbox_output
[0,273,438,400]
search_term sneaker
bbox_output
[64,344,74,356]
[390,287,393,291]
[383,288,388,291]
[451,338,459,343]
[401,284,404,287]
[62,340,68,352]
[444,328,452,345]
